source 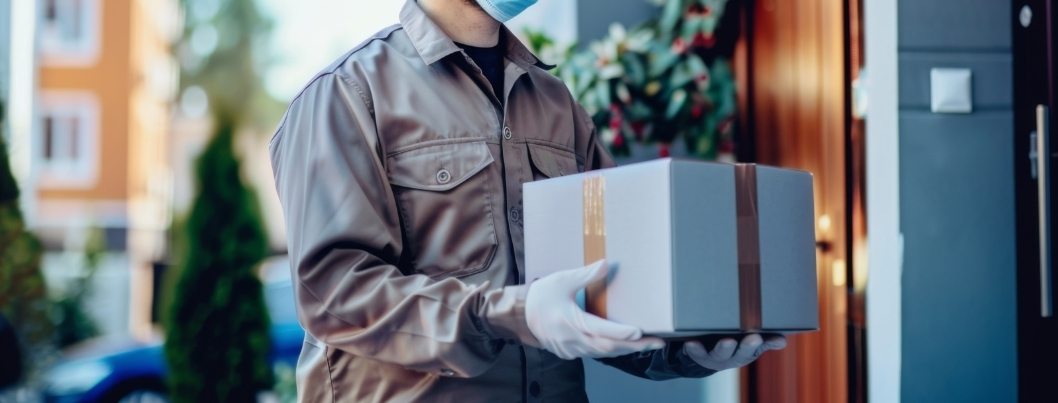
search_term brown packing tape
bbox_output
[583,176,608,318]
[735,164,763,332]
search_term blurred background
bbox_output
[0,0,1054,402]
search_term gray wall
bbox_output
[897,0,1018,401]
[577,0,659,43]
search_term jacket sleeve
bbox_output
[574,102,716,380]
[269,72,540,379]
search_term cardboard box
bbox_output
[523,158,819,337]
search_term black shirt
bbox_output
[456,40,505,103]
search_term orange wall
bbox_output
[38,0,133,201]
[127,0,173,203]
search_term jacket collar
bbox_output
[399,0,554,69]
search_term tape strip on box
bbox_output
[735,164,762,331]
[583,175,608,318]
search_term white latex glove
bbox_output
[683,334,787,371]
[526,260,665,360]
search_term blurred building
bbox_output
[1,0,35,188]
[32,0,179,339]
[1,3,8,138]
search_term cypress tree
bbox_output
[0,132,50,382]
[164,117,272,402]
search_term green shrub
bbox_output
[0,137,50,382]
[164,118,272,402]
[51,227,104,349]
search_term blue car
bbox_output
[42,258,304,403]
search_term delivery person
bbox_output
[269,0,787,401]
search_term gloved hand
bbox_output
[526,260,665,360]
[682,334,787,371]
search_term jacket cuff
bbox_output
[480,284,542,348]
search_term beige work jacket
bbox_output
[269,1,714,401]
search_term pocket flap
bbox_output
[387,141,494,191]
[527,143,579,178]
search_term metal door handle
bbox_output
[1037,105,1053,318]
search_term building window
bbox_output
[38,92,99,189]
[40,0,100,66]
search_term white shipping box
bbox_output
[523,158,819,337]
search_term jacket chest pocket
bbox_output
[386,140,499,279]
[526,142,580,182]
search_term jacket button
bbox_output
[503,126,513,140]
[529,381,541,397]
[439,368,455,377]
[509,208,521,222]
[436,169,452,184]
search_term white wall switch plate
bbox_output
[930,68,973,114]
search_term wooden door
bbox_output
[735,0,864,401]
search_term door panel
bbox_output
[899,110,1019,402]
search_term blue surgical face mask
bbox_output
[476,0,538,22]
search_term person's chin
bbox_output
[463,0,496,21]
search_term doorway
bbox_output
[735,0,867,402]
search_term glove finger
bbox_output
[732,334,764,364]
[763,335,788,351]
[683,341,714,365]
[581,259,609,284]
[578,311,642,340]
[708,338,738,361]
[585,336,665,358]
[555,260,608,295]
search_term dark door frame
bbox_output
[1012,1,1058,402]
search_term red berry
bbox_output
[692,32,706,47]
[692,32,716,48]
[631,122,646,140]
[658,143,671,158]
[691,104,704,119]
